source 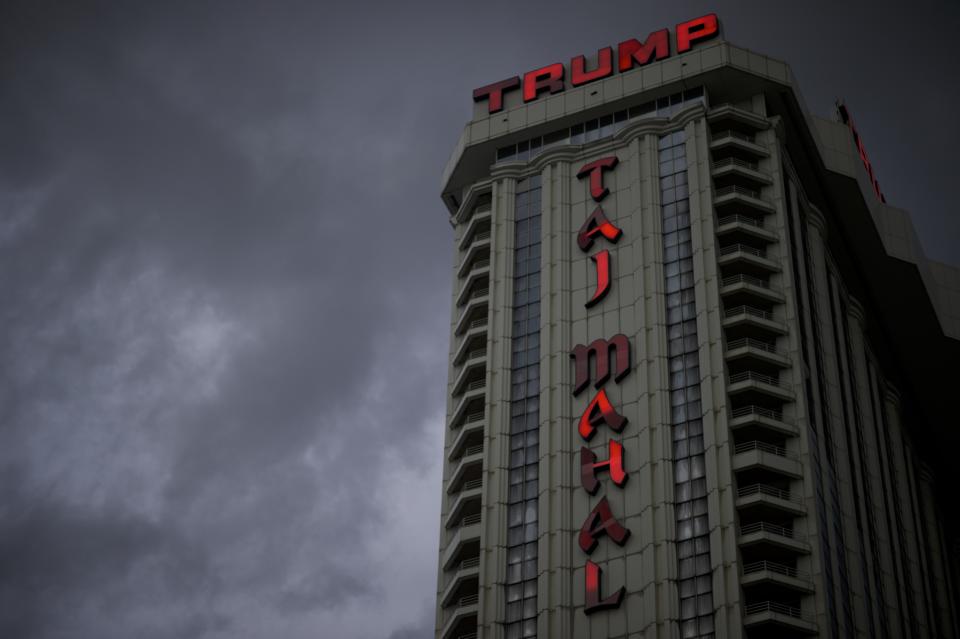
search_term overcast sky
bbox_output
[1,1,957,638]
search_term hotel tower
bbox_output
[435,14,960,639]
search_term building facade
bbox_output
[435,16,960,639]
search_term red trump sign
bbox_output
[474,14,720,114]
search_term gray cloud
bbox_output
[1,1,956,638]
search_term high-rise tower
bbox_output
[435,15,960,639]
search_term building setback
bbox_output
[435,17,960,639]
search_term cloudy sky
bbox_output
[1,1,957,638]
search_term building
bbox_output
[435,14,960,639]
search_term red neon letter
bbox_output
[570,334,631,396]
[577,206,622,252]
[676,14,719,53]
[578,388,627,441]
[576,156,619,202]
[571,47,613,87]
[579,496,630,553]
[617,30,669,72]
[581,441,627,495]
[473,77,521,114]
[586,250,611,308]
[523,63,564,102]
[585,560,625,614]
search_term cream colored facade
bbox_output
[436,39,960,639]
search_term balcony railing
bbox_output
[460,557,480,570]
[718,214,764,228]
[463,348,487,361]
[713,157,759,171]
[466,287,489,301]
[726,337,778,353]
[466,319,487,331]
[731,405,784,421]
[462,478,483,491]
[738,483,801,503]
[461,513,482,527]
[722,274,770,289]
[724,305,775,321]
[464,379,485,393]
[715,185,763,200]
[734,439,790,458]
[713,129,756,143]
[464,445,484,457]
[461,229,490,250]
[457,594,479,607]
[744,601,812,621]
[462,258,489,276]
[729,371,781,387]
[719,243,765,258]
[462,411,485,425]
[730,405,786,423]
[743,560,810,581]
[740,521,795,539]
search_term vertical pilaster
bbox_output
[884,387,930,638]
[917,465,958,639]
[804,206,853,638]
[538,160,573,639]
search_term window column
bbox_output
[658,130,715,639]
[505,175,542,639]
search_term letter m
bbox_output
[570,334,631,396]
[617,30,669,71]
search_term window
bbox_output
[505,175,542,638]
[659,130,714,639]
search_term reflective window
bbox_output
[659,130,714,639]
[495,88,706,164]
[505,175,541,638]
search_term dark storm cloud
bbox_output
[1,1,956,638]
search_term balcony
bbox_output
[452,359,486,397]
[728,371,794,403]
[445,478,483,529]
[739,522,810,554]
[707,104,768,130]
[733,440,802,479]
[441,515,482,570]
[716,214,778,244]
[453,320,487,363]
[456,269,490,307]
[458,211,491,251]
[448,448,484,495]
[454,296,489,336]
[713,184,775,215]
[453,329,487,365]
[725,338,790,369]
[457,243,490,277]
[743,601,817,635]
[717,243,780,274]
[719,274,784,305]
[741,561,814,594]
[729,406,798,438]
[722,305,788,337]
[712,157,772,187]
[709,129,769,158]
[737,483,805,516]
[439,591,479,639]
[449,386,485,429]
[440,557,480,608]
[458,224,491,274]
[449,417,485,461]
